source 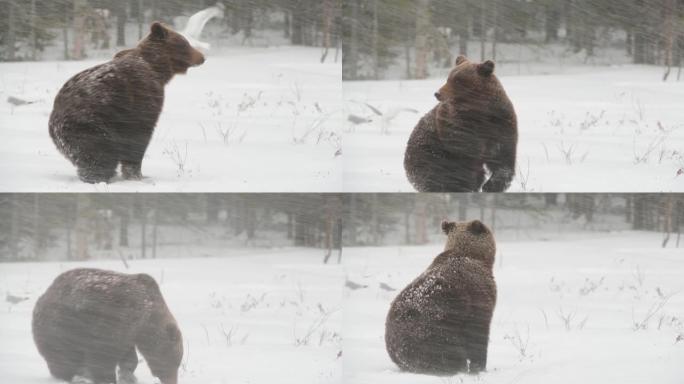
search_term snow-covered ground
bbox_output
[344,65,684,192]
[0,248,343,383]
[343,230,684,383]
[0,46,342,192]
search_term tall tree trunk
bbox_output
[491,0,498,60]
[335,216,343,263]
[7,1,16,61]
[321,0,334,63]
[490,194,497,233]
[287,213,294,239]
[323,195,341,263]
[634,31,647,63]
[152,204,158,259]
[75,195,91,260]
[457,1,469,56]
[291,1,304,45]
[294,213,305,246]
[458,195,468,221]
[284,11,291,38]
[662,195,674,247]
[347,0,359,79]
[117,2,127,47]
[140,200,147,259]
[243,7,254,42]
[33,194,40,258]
[30,0,37,60]
[72,0,89,60]
[404,209,411,244]
[663,0,676,81]
[9,195,18,261]
[371,194,379,245]
[480,0,487,61]
[414,196,427,245]
[119,208,129,246]
[206,195,219,223]
[138,0,143,39]
[415,0,431,79]
[348,194,356,245]
[545,2,559,43]
[371,0,379,78]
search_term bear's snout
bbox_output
[434,92,442,101]
[160,372,178,384]
[191,51,205,67]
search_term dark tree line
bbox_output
[0,0,341,61]
[1,194,680,262]
[343,194,684,246]
[343,0,684,80]
[0,194,343,263]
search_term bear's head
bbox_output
[441,219,496,269]
[434,56,498,103]
[138,22,205,79]
[140,321,183,384]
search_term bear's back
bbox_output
[34,269,160,323]
[51,54,164,127]
[390,252,495,325]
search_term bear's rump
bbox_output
[386,295,469,373]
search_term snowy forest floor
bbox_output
[0,248,343,384]
[343,230,684,384]
[344,65,684,192]
[0,46,342,192]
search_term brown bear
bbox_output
[404,56,518,192]
[49,22,205,183]
[32,268,183,384]
[385,220,497,375]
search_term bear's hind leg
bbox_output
[463,313,492,373]
[117,346,138,384]
[84,353,117,384]
[46,359,79,381]
[77,165,117,184]
[119,130,152,180]
[120,160,143,180]
[75,152,118,184]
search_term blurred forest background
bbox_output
[0,0,340,61]
[0,194,344,262]
[342,0,684,80]
[0,194,681,262]
[344,194,684,246]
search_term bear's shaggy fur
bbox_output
[385,220,497,374]
[49,22,204,183]
[404,56,518,192]
[32,268,183,384]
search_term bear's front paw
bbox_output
[71,375,95,384]
[483,169,513,192]
[482,179,507,192]
[467,360,486,374]
[121,166,143,180]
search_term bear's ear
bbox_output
[441,220,456,235]
[165,324,181,342]
[468,220,488,235]
[455,55,468,66]
[150,22,168,40]
[478,60,495,76]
